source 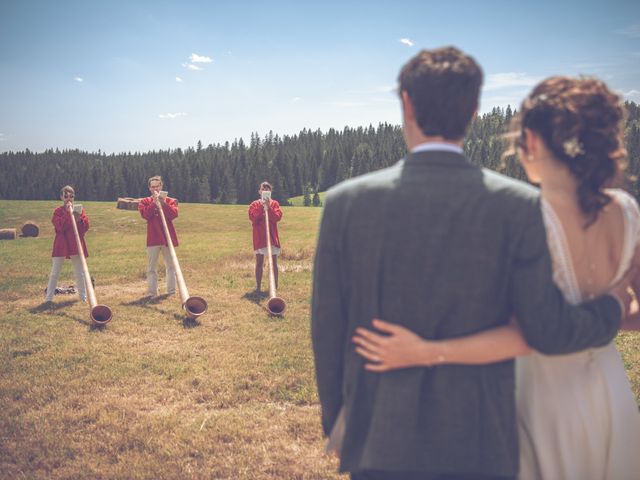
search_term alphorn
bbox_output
[154,194,208,320]
[67,204,112,326]
[263,201,286,316]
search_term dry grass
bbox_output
[1,200,639,479]
[0,200,341,479]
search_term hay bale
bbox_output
[117,197,140,210]
[21,221,40,237]
[0,228,17,240]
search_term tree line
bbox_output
[1,101,638,205]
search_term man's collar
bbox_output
[411,142,464,155]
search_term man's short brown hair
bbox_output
[148,175,163,187]
[398,46,483,141]
[60,185,75,197]
[260,181,272,191]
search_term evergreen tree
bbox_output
[312,190,322,207]
[303,184,312,207]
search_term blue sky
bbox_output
[0,0,638,153]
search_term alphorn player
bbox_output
[248,181,283,293]
[138,175,178,298]
[44,185,89,304]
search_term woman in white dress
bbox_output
[352,76,640,480]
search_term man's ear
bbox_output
[524,128,539,156]
[401,90,415,124]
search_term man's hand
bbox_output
[609,255,640,318]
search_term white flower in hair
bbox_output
[562,137,584,158]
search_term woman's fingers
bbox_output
[364,362,390,372]
[352,333,380,352]
[355,346,381,363]
[371,318,403,334]
[354,327,387,346]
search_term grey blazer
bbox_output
[311,150,621,477]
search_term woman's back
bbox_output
[516,189,640,480]
[545,190,626,301]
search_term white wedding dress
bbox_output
[517,189,640,480]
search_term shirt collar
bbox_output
[411,142,464,155]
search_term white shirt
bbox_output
[411,142,464,155]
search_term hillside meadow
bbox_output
[0,200,639,479]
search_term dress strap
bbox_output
[540,199,583,304]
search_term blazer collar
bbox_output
[405,150,473,168]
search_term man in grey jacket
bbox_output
[311,47,632,480]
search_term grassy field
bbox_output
[0,200,342,479]
[1,200,639,479]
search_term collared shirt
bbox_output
[411,142,464,155]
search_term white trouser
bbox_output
[45,256,87,302]
[146,245,176,296]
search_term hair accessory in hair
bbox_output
[530,93,548,105]
[562,137,585,158]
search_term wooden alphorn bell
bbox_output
[67,203,112,326]
[154,194,208,320]
[263,201,286,316]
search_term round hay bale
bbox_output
[21,221,40,237]
[0,228,17,240]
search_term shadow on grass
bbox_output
[29,299,78,313]
[182,316,200,329]
[119,295,202,329]
[242,289,268,305]
[120,293,174,307]
[48,309,94,328]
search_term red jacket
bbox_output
[248,199,282,250]
[139,196,179,247]
[51,205,89,258]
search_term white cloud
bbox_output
[291,97,301,102]
[399,38,414,47]
[484,72,539,91]
[182,63,202,71]
[616,23,640,38]
[190,53,213,63]
[74,76,84,82]
[158,112,187,119]
[623,89,640,101]
[175,76,183,82]
[0,133,5,141]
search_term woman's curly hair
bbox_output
[511,76,626,227]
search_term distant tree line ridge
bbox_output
[1,101,639,204]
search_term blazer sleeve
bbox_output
[248,201,265,224]
[52,208,71,233]
[163,198,178,221]
[311,193,349,435]
[76,208,89,235]
[269,201,283,222]
[139,197,156,220]
[510,203,621,354]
